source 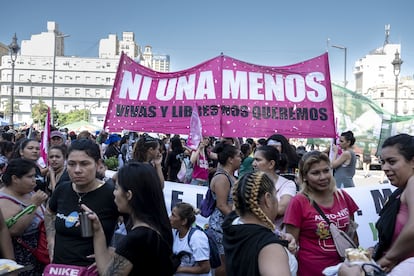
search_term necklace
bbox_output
[73,181,104,204]
[75,191,88,204]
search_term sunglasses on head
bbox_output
[143,135,157,143]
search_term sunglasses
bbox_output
[143,135,157,143]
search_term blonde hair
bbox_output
[232,171,276,231]
[298,151,337,196]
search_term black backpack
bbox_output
[187,225,222,269]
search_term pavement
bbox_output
[353,169,389,187]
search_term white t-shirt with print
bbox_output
[173,228,211,276]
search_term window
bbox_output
[75,89,80,96]
[19,87,23,93]
[380,92,384,97]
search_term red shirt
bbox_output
[284,190,359,276]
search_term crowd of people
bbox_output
[0,123,413,275]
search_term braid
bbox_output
[248,173,275,231]
[235,172,276,231]
[232,176,241,210]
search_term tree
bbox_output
[31,100,50,126]
[2,99,21,117]
[58,109,90,126]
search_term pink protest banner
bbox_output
[104,53,335,138]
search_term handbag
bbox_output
[0,196,50,264]
[16,218,50,265]
[336,190,359,239]
[177,158,188,183]
[312,200,357,258]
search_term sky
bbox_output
[1,0,413,90]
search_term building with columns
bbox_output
[0,21,170,127]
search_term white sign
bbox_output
[163,181,396,249]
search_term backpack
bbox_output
[177,156,193,184]
[200,172,231,217]
[200,188,216,217]
[188,225,222,269]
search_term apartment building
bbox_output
[0,21,170,127]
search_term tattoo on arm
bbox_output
[103,254,132,276]
[44,211,56,236]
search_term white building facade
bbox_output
[353,41,414,116]
[0,21,170,127]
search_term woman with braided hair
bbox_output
[222,171,298,276]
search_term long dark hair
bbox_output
[266,134,299,170]
[117,162,173,246]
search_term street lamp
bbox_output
[87,101,101,123]
[51,33,69,126]
[332,44,347,88]
[391,50,403,115]
[8,33,20,128]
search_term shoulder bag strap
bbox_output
[0,195,23,206]
[187,227,197,244]
[0,196,39,227]
[187,227,197,252]
[0,197,38,252]
[311,201,331,225]
[214,172,232,187]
